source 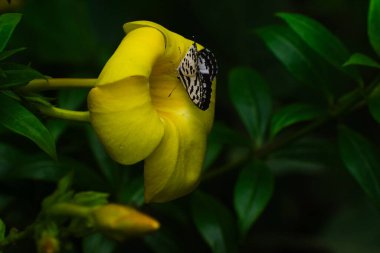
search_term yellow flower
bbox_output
[87,21,216,203]
[91,204,160,240]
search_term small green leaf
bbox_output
[0,64,45,89]
[256,25,330,92]
[228,67,272,147]
[0,13,22,52]
[234,161,274,236]
[0,92,56,159]
[369,85,380,124]
[0,218,5,241]
[277,12,361,82]
[0,47,26,61]
[338,126,380,205]
[270,103,324,138]
[73,192,109,206]
[343,53,380,69]
[191,191,238,253]
[369,0,380,57]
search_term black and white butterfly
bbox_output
[176,42,218,111]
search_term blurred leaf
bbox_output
[0,219,5,241]
[73,192,109,206]
[5,155,68,181]
[368,85,380,124]
[369,0,380,57]
[277,12,361,82]
[210,121,250,146]
[268,137,335,174]
[0,13,22,52]
[338,126,380,205]
[343,53,380,69]
[86,126,119,185]
[83,233,116,253]
[204,122,250,171]
[257,25,331,93]
[0,63,45,89]
[270,103,324,138]
[117,174,144,207]
[191,191,238,253]
[0,92,56,159]
[0,47,25,61]
[228,67,272,147]
[20,1,100,64]
[234,160,274,237]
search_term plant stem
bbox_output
[48,203,91,218]
[0,225,34,248]
[35,104,90,122]
[20,78,97,92]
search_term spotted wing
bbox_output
[177,44,218,111]
[196,48,218,110]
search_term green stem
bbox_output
[35,104,90,122]
[0,225,34,248]
[20,78,97,92]
[47,203,91,218]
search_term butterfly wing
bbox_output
[177,43,218,111]
[197,48,218,110]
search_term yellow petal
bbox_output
[144,75,216,203]
[88,27,166,164]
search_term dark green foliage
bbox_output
[2,1,380,253]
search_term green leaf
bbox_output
[0,219,5,241]
[234,161,274,237]
[338,126,380,205]
[343,53,380,69]
[369,0,380,57]
[368,85,380,124]
[0,64,45,89]
[256,25,330,93]
[0,92,56,159]
[277,12,361,82]
[0,13,22,52]
[117,174,144,207]
[0,47,25,61]
[270,103,324,138]
[5,155,68,181]
[191,191,238,253]
[73,192,109,206]
[228,67,272,147]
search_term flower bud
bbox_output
[37,233,60,253]
[91,204,159,240]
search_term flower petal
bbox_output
[144,76,216,203]
[88,27,166,164]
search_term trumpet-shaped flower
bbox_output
[87,21,216,203]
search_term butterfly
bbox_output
[176,42,218,111]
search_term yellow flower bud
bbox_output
[37,234,60,253]
[91,204,160,240]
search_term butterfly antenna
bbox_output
[168,85,177,97]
